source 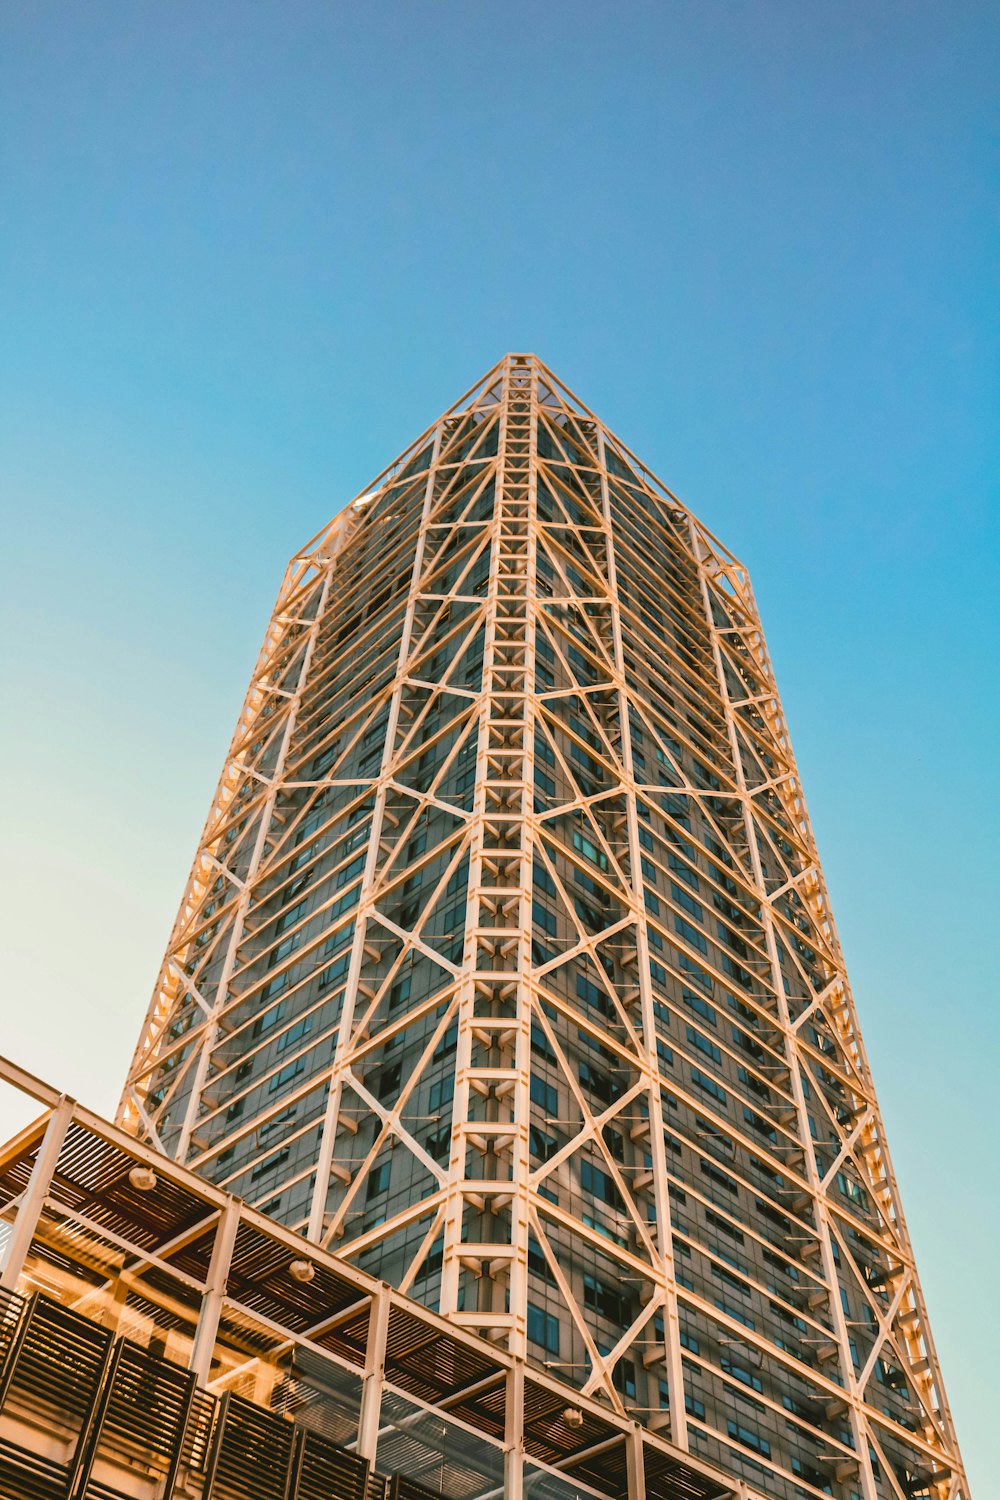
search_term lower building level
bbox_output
[0,1054,742,1500]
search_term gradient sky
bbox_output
[1,3,997,1490]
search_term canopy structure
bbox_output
[0,1051,731,1500]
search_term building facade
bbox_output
[119,355,967,1500]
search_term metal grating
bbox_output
[386,1479,444,1500]
[224,1219,363,1336]
[383,1306,498,1407]
[642,1446,732,1500]
[0,1293,113,1436]
[0,1437,69,1500]
[293,1425,369,1500]
[520,1376,620,1467]
[204,1390,297,1500]
[0,1290,371,1500]
[50,1124,209,1249]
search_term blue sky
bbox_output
[1,3,997,1489]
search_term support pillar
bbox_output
[189,1196,239,1384]
[625,1422,645,1500]
[0,1095,73,1291]
[504,1359,525,1500]
[357,1281,391,1465]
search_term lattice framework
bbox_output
[120,356,967,1500]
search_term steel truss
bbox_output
[118,357,967,1500]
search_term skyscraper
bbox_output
[120,355,966,1500]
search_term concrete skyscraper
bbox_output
[118,355,967,1500]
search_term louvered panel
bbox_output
[383,1308,496,1405]
[0,1286,25,1368]
[204,1391,295,1500]
[642,1448,732,1500]
[84,1484,143,1500]
[181,1385,219,1477]
[313,1306,369,1370]
[566,1436,630,1499]
[71,1336,198,1500]
[0,1438,69,1500]
[291,1424,369,1500]
[49,1124,208,1250]
[0,1294,112,1437]
[93,1339,196,1462]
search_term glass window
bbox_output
[675,916,709,955]
[692,1068,727,1106]
[527,1303,560,1355]
[573,829,608,871]
[530,1075,558,1116]
[367,1162,390,1198]
[268,1058,304,1093]
[687,1026,722,1064]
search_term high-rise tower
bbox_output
[120,356,966,1500]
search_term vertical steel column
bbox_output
[504,1357,525,1500]
[497,356,537,1359]
[439,356,536,1354]
[434,377,506,1322]
[357,1281,391,1464]
[625,1422,645,1499]
[598,430,689,1449]
[189,1195,240,1384]
[0,1095,73,1291]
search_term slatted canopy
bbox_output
[0,1052,744,1500]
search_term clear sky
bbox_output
[1,3,997,1490]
